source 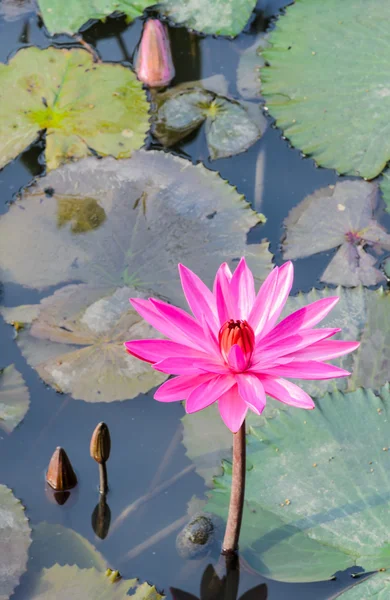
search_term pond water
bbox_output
[0,1,387,599]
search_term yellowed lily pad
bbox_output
[0,365,30,433]
[0,484,31,600]
[0,47,149,171]
[0,151,272,303]
[3,285,167,402]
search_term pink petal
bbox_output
[153,356,228,375]
[248,265,279,336]
[124,339,212,364]
[214,262,235,325]
[229,257,255,319]
[218,385,248,432]
[154,373,214,402]
[252,328,341,367]
[227,344,247,372]
[178,264,218,329]
[258,261,294,338]
[186,374,235,413]
[290,340,360,361]
[150,298,212,352]
[263,297,340,345]
[262,376,315,409]
[235,373,266,415]
[130,298,201,349]
[257,360,351,380]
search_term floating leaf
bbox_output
[262,0,390,179]
[0,485,31,600]
[283,180,390,286]
[5,285,167,402]
[29,564,162,600]
[336,572,390,599]
[0,365,30,433]
[0,0,34,21]
[0,47,149,171]
[0,151,272,300]
[237,34,269,100]
[37,0,256,37]
[154,83,266,159]
[206,385,390,582]
[380,167,390,214]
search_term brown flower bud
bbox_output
[90,422,111,464]
[46,447,77,491]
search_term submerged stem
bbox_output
[222,420,246,554]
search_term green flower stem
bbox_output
[222,420,246,554]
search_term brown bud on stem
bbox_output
[46,447,78,491]
[90,422,111,494]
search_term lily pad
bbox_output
[206,385,390,582]
[283,180,390,286]
[237,34,269,100]
[0,47,149,171]
[0,365,30,433]
[262,0,390,179]
[154,83,266,159]
[37,0,257,37]
[0,485,31,600]
[336,572,390,599]
[380,167,390,214]
[0,151,272,300]
[3,285,167,402]
[29,564,163,600]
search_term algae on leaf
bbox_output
[0,151,272,299]
[0,365,30,433]
[205,385,390,582]
[0,47,149,171]
[0,485,31,600]
[262,0,390,179]
[283,180,390,286]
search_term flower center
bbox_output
[218,319,255,369]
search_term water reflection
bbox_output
[91,495,111,539]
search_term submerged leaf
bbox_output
[0,485,31,600]
[0,365,30,433]
[237,34,269,100]
[283,180,390,286]
[0,151,272,300]
[262,0,390,178]
[29,564,162,600]
[205,385,390,582]
[154,84,266,159]
[0,47,149,171]
[7,285,167,402]
[0,0,34,21]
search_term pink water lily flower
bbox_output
[124,260,359,432]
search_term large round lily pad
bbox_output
[2,285,167,402]
[0,151,272,300]
[37,0,257,37]
[283,180,390,286]
[336,572,390,599]
[0,365,30,433]
[29,564,163,600]
[0,485,31,600]
[205,385,390,582]
[262,0,390,179]
[0,47,149,171]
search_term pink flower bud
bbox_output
[135,19,175,88]
[219,319,255,370]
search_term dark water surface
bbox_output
[0,1,384,598]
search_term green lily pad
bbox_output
[0,47,149,171]
[37,0,256,37]
[0,485,31,600]
[205,385,390,582]
[154,83,266,160]
[0,365,30,433]
[29,564,163,600]
[182,286,390,485]
[237,34,269,100]
[0,151,272,300]
[262,0,390,179]
[283,180,390,286]
[2,285,167,402]
[336,572,390,599]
